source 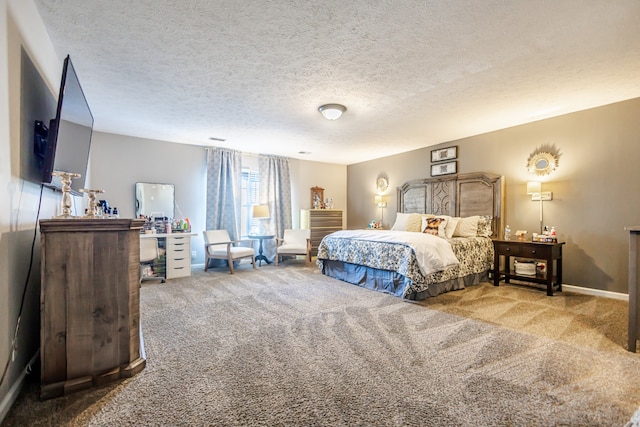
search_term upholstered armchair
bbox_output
[275,229,311,267]
[203,230,256,274]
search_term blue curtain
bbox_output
[259,155,292,261]
[206,148,242,240]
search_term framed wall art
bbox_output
[311,186,324,209]
[430,161,457,177]
[431,146,458,163]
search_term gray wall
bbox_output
[347,97,640,294]
[89,132,208,261]
[89,132,348,264]
[1,0,62,419]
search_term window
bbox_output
[241,168,259,236]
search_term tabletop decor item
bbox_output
[80,188,105,218]
[52,171,81,218]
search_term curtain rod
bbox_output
[204,147,289,160]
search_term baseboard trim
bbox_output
[562,284,628,301]
[0,350,39,424]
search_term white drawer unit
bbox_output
[166,234,192,279]
[141,232,196,280]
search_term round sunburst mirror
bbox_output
[376,176,389,193]
[527,151,558,176]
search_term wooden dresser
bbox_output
[39,218,146,399]
[300,209,343,256]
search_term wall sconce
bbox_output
[527,181,553,234]
[251,204,270,235]
[374,195,387,223]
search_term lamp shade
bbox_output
[526,181,542,194]
[318,104,346,120]
[252,204,270,219]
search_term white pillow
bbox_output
[453,216,480,237]
[432,215,459,238]
[444,216,459,239]
[391,212,411,231]
[392,213,432,232]
[406,214,422,233]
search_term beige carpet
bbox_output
[4,262,640,426]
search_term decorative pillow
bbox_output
[405,214,426,232]
[476,215,493,237]
[391,213,426,231]
[422,216,448,237]
[453,216,480,237]
[443,216,459,239]
[391,212,411,231]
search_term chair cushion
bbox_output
[140,238,160,262]
[277,244,308,254]
[282,229,310,246]
[209,246,255,259]
[204,230,231,244]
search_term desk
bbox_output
[141,232,196,279]
[493,239,565,296]
[247,234,275,266]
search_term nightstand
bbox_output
[492,239,565,296]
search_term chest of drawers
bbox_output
[165,234,192,279]
[300,209,344,256]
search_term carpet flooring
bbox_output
[4,261,640,426]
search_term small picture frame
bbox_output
[430,161,457,177]
[431,146,458,163]
[311,186,324,209]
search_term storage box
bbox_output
[514,260,536,275]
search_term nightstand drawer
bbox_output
[520,245,552,258]
[494,242,522,256]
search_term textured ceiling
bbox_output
[33,0,640,165]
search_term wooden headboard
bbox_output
[396,172,505,238]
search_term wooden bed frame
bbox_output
[396,172,505,239]
[319,171,505,299]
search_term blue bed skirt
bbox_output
[321,259,487,300]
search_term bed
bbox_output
[317,172,504,300]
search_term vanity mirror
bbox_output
[135,182,175,218]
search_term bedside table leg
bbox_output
[493,251,500,286]
[546,257,554,296]
[504,255,511,284]
[557,254,563,292]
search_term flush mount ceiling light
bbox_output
[318,104,346,120]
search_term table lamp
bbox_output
[251,204,270,235]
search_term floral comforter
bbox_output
[317,230,493,297]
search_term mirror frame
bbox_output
[135,182,175,219]
[376,176,389,193]
[527,151,558,176]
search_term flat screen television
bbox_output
[40,55,94,196]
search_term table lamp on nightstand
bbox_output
[374,195,387,225]
[251,204,270,235]
[527,181,553,234]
